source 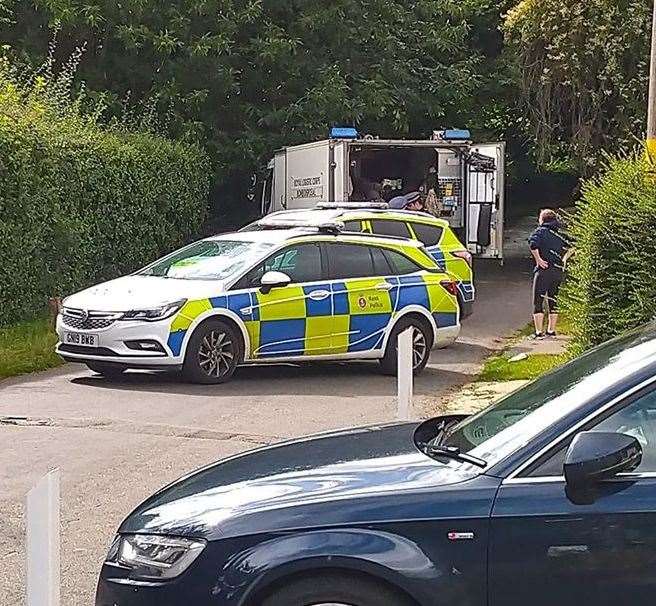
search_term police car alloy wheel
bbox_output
[183,319,242,384]
[379,316,433,376]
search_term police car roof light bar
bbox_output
[256,217,345,233]
[316,201,389,210]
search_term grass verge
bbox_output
[478,313,574,382]
[0,317,62,380]
[479,352,567,382]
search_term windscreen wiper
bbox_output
[425,444,487,468]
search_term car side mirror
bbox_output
[563,431,642,488]
[260,271,291,294]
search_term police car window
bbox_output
[384,250,423,275]
[342,220,363,232]
[326,244,375,279]
[370,220,412,239]
[371,247,392,275]
[138,240,275,281]
[233,244,322,288]
[526,388,656,477]
[411,222,443,247]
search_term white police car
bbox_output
[56,221,460,383]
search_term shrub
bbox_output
[0,56,210,326]
[562,152,656,351]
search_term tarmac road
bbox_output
[0,223,534,605]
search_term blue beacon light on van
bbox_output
[441,129,471,141]
[330,127,359,139]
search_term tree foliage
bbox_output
[504,0,652,172]
[1,0,510,223]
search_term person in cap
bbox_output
[403,191,425,211]
[389,191,424,211]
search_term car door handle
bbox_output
[376,283,394,291]
[307,289,330,301]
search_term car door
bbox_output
[489,386,656,606]
[324,242,397,354]
[466,142,505,260]
[231,242,333,358]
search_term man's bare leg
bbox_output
[547,313,558,334]
[533,313,544,335]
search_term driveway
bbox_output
[0,222,534,605]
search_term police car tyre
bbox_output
[379,316,432,376]
[86,362,127,378]
[261,572,414,606]
[183,319,242,384]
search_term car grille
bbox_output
[58,344,117,357]
[62,308,120,330]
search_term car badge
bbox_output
[80,309,89,321]
[448,532,475,541]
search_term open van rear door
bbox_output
[466,142,505,260]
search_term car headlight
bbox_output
[108,534,206,580]
[120,299,187,322]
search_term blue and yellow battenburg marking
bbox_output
[167,275,458,359]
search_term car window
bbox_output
[411,222,444,247]
[370,219,412,239]
[342,220,363,232]
[384,249,423,275]
[138,240,275,281]
[371,246,392,275]
[232,243,322,288]
[526,389,656,477]
[326,243,377,279]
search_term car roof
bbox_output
[266,208,451,227]
[205,226,425,250]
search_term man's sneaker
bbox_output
[532,332,545,340]
[546,331,557,338]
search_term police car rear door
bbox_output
[466,142,505,260]
[325,242,395,354]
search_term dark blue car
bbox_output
[96,324,656,606]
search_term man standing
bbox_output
[529,209,571,338]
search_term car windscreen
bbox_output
[441,326,656,460]
[138,240,275,280]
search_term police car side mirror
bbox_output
[260,271,292,294]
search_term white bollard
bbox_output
[397,327,414,421]
[27,469,60,606]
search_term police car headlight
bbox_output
[110,534,206,580]
[121,299,186,322]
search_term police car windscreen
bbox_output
[138,240,275,280]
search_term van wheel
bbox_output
[183,319,241,384]
[379,316,432,376]
[261,573,414,606]
[86,362,127,378]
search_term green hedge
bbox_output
[562,152,656,351]
[0,71,210,326]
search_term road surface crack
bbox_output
[0,415,278,445]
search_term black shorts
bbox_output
[533,267,563,313]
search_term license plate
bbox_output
[63,332,99,347]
